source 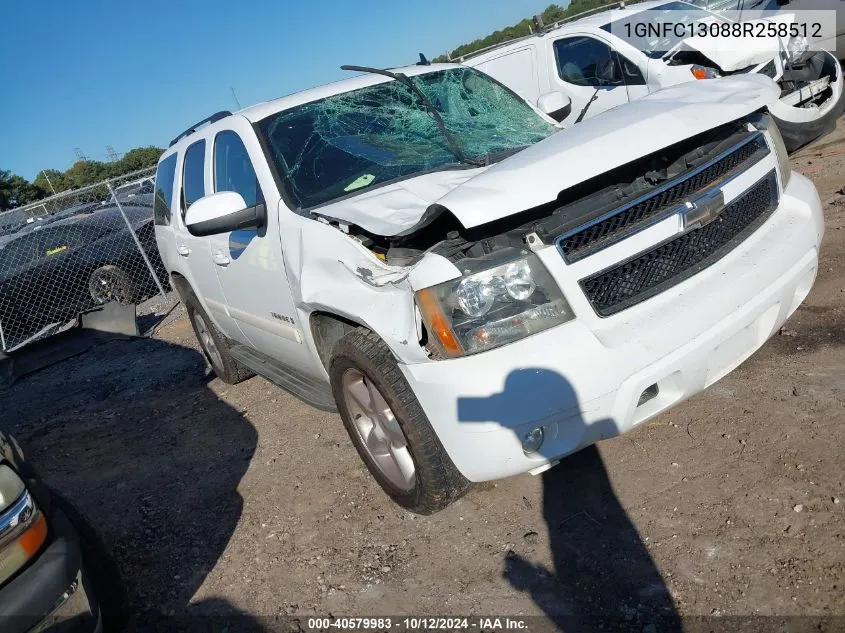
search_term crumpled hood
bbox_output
[314,74,778,236]
[312,169,484,236]
[675,14,792,72]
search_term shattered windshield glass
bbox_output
[257,67,555,209]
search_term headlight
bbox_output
[0,465,25,514]
[690,65,720,80]
[787,35,809,60]
[0,464,48,585]
[750,112,791,188]
[416,251,574,357]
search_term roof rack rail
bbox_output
[169,111,232,147]
[456,34,536,62]
[456,0,643,62]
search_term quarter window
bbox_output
[214,131,261,207]
[182,140,206,212]
[153,154,177,225]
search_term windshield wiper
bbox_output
[340,65,484,167]
[575,88,601,124]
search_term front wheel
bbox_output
[329,328,470,514]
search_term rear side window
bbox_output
[214,131,261,207]
[182,140,206,212]
[153,154,178,225]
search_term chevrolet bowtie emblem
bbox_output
[681,187,725,231]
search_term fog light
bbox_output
[522,427,545,454]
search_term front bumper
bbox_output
[0,507,100,633]
[400,172,823,482]
[769,50,844,123]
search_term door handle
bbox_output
[177,245,191,257]
[212,251,231,266]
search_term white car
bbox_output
[462,0,844,151]
[690,0,845,58]
[153,63,823,514]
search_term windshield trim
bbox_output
[255,68,552,215]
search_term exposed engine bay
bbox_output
[348,116,759,267]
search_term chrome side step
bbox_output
[230,345,337,412]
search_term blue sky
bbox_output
[0,0,553,180]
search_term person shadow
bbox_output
[458,368,681,632]
[1,330,260,632]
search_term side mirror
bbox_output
[184,191,265,237]
[537,92,573,122]
[595,57,622,86]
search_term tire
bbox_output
[183,290,254,385]
[88,264,138,305]
[50,492,129,633]
[775,54,845,152]
[329,328,470,514]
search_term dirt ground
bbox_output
[4,120,844,632]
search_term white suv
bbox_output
[153,63,823,513]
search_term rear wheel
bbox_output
[329,328,470,514]
[88,265,137,305]
[183,290,253,384]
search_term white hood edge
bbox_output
[314,75,779,236]
[676,14,792,72]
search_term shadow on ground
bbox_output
[459,368,680,631]
[2,330,257,628]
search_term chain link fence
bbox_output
[0,166,175,352]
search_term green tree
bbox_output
[7,174,45,206]
[432,1,615,62]
[1,169,47,210]
[32,169,72,196]
[65,159,111,189]
[0,169,13,211]
[114,146,163,174]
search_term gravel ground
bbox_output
[3,120,844,632]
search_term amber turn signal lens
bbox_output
[19,512,48,557]
[691,67,709,80]
[416,288,463,357]
[0,511,48,585]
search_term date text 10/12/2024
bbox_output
[306,617,529,631]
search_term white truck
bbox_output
[462,0,844,151]
[153,63,823,513]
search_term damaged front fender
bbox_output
[284,218,461,364]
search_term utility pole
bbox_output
[40,170,56,195]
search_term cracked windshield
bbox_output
[258,67,554,209]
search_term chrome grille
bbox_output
[580,171,779,317]
[558,133,770,263]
